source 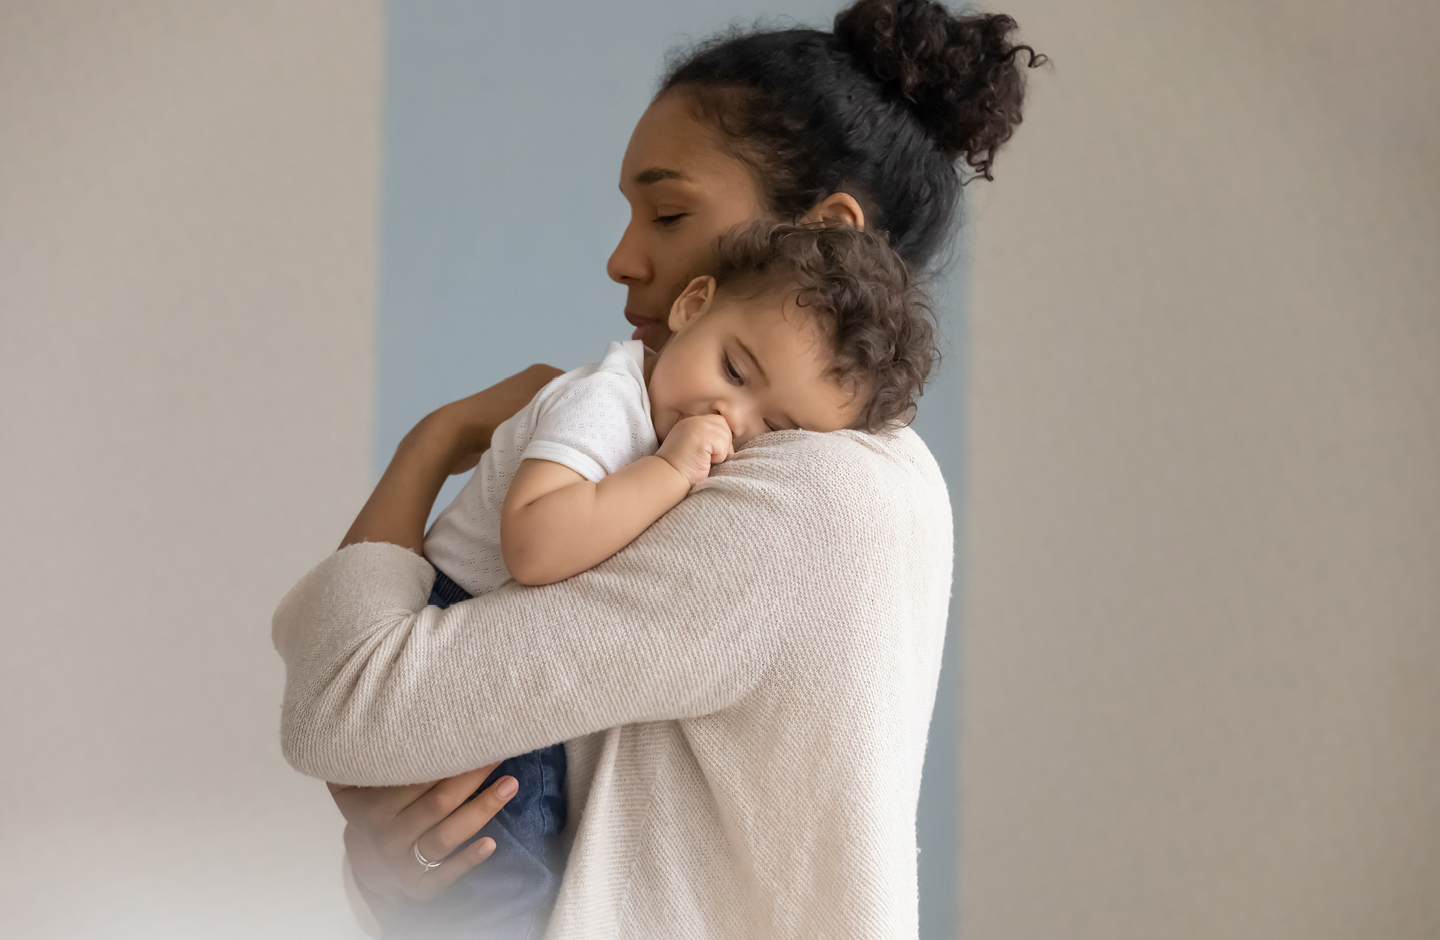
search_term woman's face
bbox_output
[608,91,769,351]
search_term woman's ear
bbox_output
[803,192,866,230]
[667,276,716,333]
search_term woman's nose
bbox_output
[606,220,651,285]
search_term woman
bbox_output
[276,2,1041,936]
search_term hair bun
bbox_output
[834,0,1044,178]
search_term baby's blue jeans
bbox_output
[383,567,567,940]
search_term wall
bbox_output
[961,1,1440,937]
[9,1,1433,938]
[0,3,380,937]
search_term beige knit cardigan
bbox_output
[273,427,953,940]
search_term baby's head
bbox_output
[647,220,937,446]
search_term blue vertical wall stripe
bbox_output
[377,3,967,935]
[909,228,970,939]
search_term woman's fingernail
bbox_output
[477,837,495,857]
[496,776,518,799]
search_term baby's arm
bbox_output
[500,414,733,586]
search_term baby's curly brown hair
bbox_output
[711,220,938,431]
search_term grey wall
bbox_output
[12,1,1423,938]
[0,2,381,938]
[962,1,1440,937]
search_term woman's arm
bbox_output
[341,363,563,552]
[272,432,857,786]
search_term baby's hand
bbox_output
[657,415,735,487]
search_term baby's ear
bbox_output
[668,276,716,332]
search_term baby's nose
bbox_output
[707,405,744,440]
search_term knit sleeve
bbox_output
[272,437,838,786]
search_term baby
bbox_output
[385,220,937,939]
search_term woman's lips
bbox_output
[628,317,667,351]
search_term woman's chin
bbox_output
[631,320,670,352]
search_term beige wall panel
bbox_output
[963,1,1440,938]
[0,3,380,937]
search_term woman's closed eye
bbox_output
[655,213,686,227]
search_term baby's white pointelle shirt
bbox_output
[424,340,657,596]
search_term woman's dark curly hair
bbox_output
[664,0,1045,270]
[711,220,937,431]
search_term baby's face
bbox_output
[647,277,861,447]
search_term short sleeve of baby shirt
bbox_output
[521,341,657,482]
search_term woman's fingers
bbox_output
[392,763,500,844]
[433,364,565,472]
[330,779,433,829]
[401,773,517,901]
[326,765,513,904]
[403,771,521,898]
[408,835,498,901]
[412,773,518,866]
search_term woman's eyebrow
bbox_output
[634,166,688,185]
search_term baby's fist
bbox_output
[657,415,734,487]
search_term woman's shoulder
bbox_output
[678,426,952,597]
[701,425,950,512]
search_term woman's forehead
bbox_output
[621,93,755,197]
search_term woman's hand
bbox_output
[428,364,566,476]
[341,364,563,552]
[330,765,519,917]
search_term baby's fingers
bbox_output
[702,416,735,462]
